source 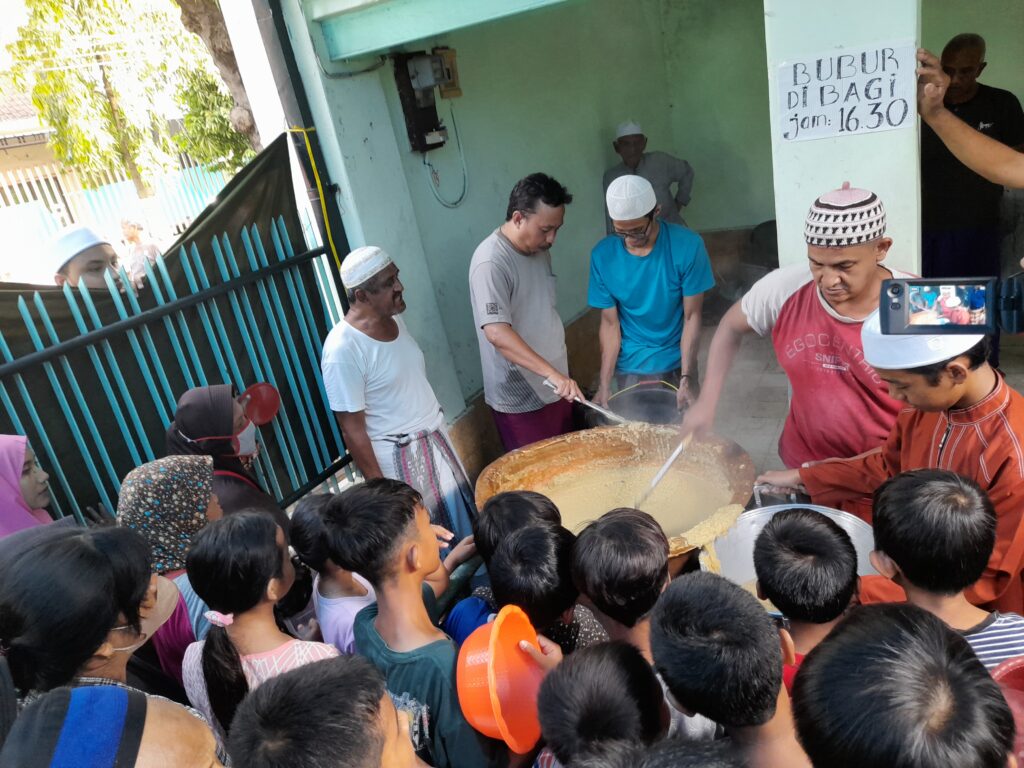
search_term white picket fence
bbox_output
[0,158,228,283]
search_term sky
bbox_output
[0,0,27,70]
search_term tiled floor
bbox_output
[700,328,1024,475]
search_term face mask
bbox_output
[109,626,148,654]
[234,420,258,457]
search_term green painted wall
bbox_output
[659,0,776,233]
[377,0,775,399]
[921,0,1024,98]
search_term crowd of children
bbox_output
[4,301,1024,766]
[2,456,1024,767]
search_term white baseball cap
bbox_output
[47,225,110,274]
[615,121,644,140]
[606,175,657,221]
[339,246,393,288]
[861,310,984,370]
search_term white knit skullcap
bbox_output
[606,175,657,221]
[339,246,393,288]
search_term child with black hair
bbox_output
[290,494,376,654]
[0,525,164,698]
[322,479,504,768]
[761,317,1024,612]
[229,655,428,768]
[639,739,746,768]
[182,512,338,748]
[293,492,473,654]
[534,739,746,768]
[448,523,606,654]
[572,508,717,740]
[446,491,606,651]
[651,572,810,768]
[536,641,667,767]
[752,508,858,690]
[792,603,1016,768]
[472,490,561,563]
[491,525,579,636]
[871,469,1024,670]
[571,509,667,655]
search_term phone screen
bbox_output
[907,284,988,327]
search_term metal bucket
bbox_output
[475,424,755,563]
[702,504,879,586]
[584,382,679,428]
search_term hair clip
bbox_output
[204,610,235,628]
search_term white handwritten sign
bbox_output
[777,43,916,142]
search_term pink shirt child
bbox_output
[183,638,338,748]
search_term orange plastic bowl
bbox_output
[457,605,545,754]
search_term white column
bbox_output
[764,0,921,273]
[278,0,469,420]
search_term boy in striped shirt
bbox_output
[869,469,1024,670]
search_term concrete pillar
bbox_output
[224,0,470,421]
[764,0,921,273]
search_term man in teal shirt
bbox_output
[589,175,714,410]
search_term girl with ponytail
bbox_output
[181,512,338,748]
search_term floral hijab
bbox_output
[116,455,214,573]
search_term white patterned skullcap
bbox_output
[804,182,887,248]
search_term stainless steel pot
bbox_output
[702,504,879,586]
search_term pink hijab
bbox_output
[0,434,53,538]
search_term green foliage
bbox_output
[4,0,225,195]
[173,68,255,175]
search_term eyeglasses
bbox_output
[613,214,655,242]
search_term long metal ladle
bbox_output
[543,379,629,425]
[634,432,694,509]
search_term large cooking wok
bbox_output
[476,425,755,565]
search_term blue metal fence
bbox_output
[0,217,349,523]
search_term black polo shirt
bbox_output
[921,83,1024,231]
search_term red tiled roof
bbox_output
[0,91,36,123]
[0,89,48,137]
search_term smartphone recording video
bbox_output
[880,278,998,335]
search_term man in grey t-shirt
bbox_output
[469,173,583,451]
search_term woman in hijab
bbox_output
[165,384,289,532]
[117,455,223,685]
[0,435,53,538]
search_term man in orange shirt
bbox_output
[759,313,1024,612]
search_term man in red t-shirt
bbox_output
[681,183,907,468]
